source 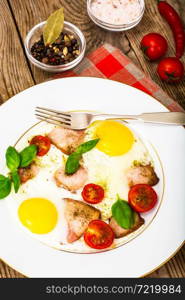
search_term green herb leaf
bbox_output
[65,139,99,175]
[111,197,134,229]
[20,145,37,168]
[76,139,100,154]
[65,152,81,175]
[6,146,20,171]
[11,171,20,193]
[0,175,12,199]
[43,7,64,46]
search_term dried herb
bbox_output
[43,7,65,46]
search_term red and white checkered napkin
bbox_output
[53,43,184,112]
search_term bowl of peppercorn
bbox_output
[25,21,86,72]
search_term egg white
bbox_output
[83,125,152,220]
[7,123,70,248]
[6,121,161,253]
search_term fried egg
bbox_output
[18,198,58,234]
[7,123,71,248]
[6,120,161,253]
[83,120,151,219]
[93,120,134,156]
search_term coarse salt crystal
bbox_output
[91,0,142,25]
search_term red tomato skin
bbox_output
[82,183,104,204]
[158,1,185,58]
[141,33,168,61]
[128,184,158,213]
[30,135,51,156]
[157,57,184,83]
[84,220,114,250]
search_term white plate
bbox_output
[0,77,184,277]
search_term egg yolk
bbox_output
[18,198,58,234]
[94,120,134,156]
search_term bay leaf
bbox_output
[43,7,64,46]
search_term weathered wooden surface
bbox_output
[0,0,184,278]
[0,0,34,105]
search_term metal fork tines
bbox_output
[35,107,71,127]
[35,107,185,130]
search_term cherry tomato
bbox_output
[141,33,168,61]
[128,184,157,213]
[84,220,114,249]
[82,183,104,204]
[30,135,51,156]
[157,57,184,83]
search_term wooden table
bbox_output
[0,0,184,278]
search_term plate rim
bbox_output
[0,76,171,113]
[0,76,184,278]
[1,241,184,278]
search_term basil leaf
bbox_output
[111,198,134,229]
[0,175,12,199]
[20,145,37,168]
[65,152,81,175]
[6,146,20,171]
[76,139,100,154]
[11,171,20,193]
[65,139,99,175]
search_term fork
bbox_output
[35,107,185,130]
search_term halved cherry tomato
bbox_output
[84,220,114,250]
[30,135,51,156]
[128,184,157,213]
[82,183,104,204]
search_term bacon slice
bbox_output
[63,198,100,243]
[54,166,88,192]
[48,126,85,155]
[18,163,39,183]
[126,164,159,187]
[109,213,144,238]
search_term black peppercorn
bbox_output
[31,32,80,65]
[68,46,73,53]
[71,39,77,46]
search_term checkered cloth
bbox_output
[53,43,184,112]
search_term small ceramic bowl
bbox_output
[87,0,145,32]
[25,21,86,72]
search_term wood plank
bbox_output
[126,0,185,109]
[0,0,34,104]
[0,260,25,278]
[9,0,185,109]
[8,0,143,83]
